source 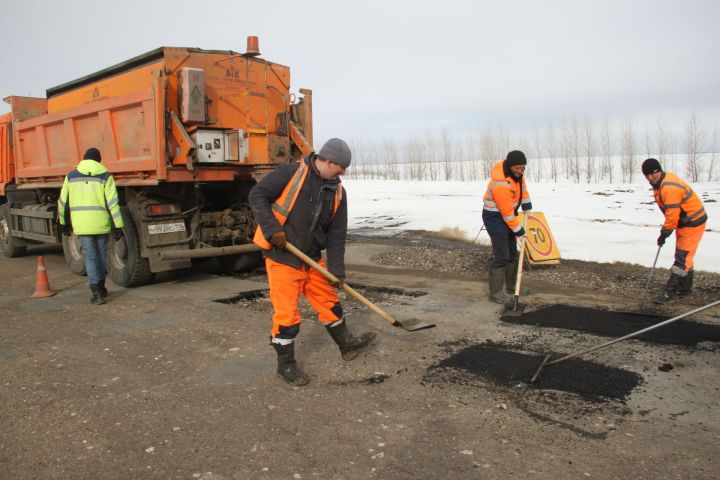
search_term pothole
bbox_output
[214,284,427,306]
[327,373,390,386]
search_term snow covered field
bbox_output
[344,179,720,273]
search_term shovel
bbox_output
[284,241,435,331]
[530,298,720,383]
[642,245,662,298]
[503,216,529,316]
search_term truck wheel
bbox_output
[61,232,87,275]
[216,251,263,274]
[107,207,153,287]
[0,205,27,258]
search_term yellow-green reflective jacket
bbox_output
[57,159,124,235]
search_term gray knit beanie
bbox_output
[318,138,351,167]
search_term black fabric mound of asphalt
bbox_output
[501,304,720,347]
[426,342,643,401]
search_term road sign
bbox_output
[519,212,561,265]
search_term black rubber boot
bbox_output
[654,272,683,304]
[679,269,693,297]
[489,267,512,304]
[326,321,376,361]
[272,342,310,386]
[504,261,529,295]
[89,284,107,305]
[98,279,109,299]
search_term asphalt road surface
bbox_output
[1,238,719,479]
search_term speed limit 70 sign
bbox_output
[519,212,561,265]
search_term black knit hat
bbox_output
[84,148,102,162]
[505,150,527,167]
[641,158,662,175]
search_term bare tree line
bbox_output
[346,114,719,183]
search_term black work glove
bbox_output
[112,227,123,241]
[522,202,533,211]
[330,275,346,289]
[657,229,671,247]
[59,223,71,236]
[515,227,526,238]
[270,230,287,248]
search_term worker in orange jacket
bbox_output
[249,138,375,386]
[642,158,708,303]
[482,151,533,304]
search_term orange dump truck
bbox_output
[0,37,313,286]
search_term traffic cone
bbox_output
[31,256,55,298]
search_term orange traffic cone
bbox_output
[32,256,55,298]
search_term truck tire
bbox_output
[216,251,263,274]
[0,205,27,258]
[61,232,87,275]
[107,207,153,287]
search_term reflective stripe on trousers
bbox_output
[673,223,706,272]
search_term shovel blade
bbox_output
[395,318,436,331]
[502,302,527,316]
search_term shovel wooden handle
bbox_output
[284,241,400,327]
[513,214,529,299]
[514,236,527,297]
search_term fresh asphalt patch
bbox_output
[500,304,720,347]
[424,341,643,401]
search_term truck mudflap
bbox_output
[138,215,193,274]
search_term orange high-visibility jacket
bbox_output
[483,161,532,233]
[653,172,707,234]
[252,160,342,250]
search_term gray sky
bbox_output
[1,0,718,145]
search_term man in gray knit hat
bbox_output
[249,138,375,386]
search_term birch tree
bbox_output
[655,118,669,167]
[685,113,703,182]
[620,120,637,183]
[480,130,496,179]
[440,129,453,181]
[530,127,543,182]
[707,126,718,181]
[600,120,613,183]
[465,134,481,181]
[545,123,559,183]
[583,118,595,183]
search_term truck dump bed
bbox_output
[8,47,304,188]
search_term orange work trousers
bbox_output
[265,257,342,343]
[672,223,706,273]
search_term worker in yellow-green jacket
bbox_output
[58,148,124,304]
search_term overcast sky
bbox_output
[2,0,718,146]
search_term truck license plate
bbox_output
[148,222,186,235]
